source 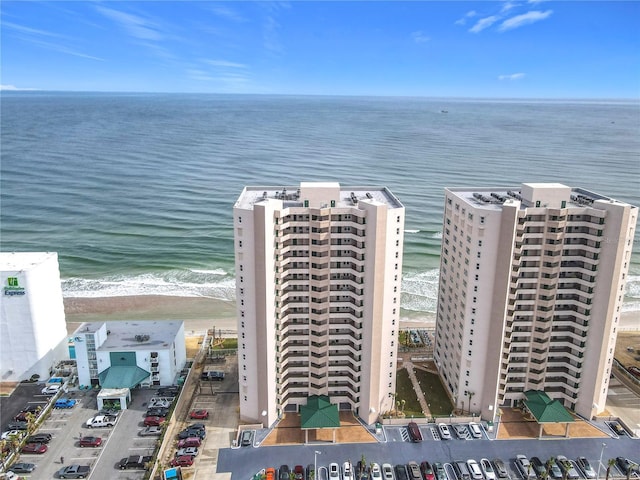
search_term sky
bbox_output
[1,1,639,98]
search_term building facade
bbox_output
[234,182,405,426]
[434,183,637,421]
[0,252,69,382]
[73,320,186,390]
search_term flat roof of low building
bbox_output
[75,320,183,351]
[235,183,403,210]
[0,252,58,271]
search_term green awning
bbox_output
[98,366,150,389]
[523,390,575,423]
[300,395,340,429]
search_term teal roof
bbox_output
[98,366,150,389]
[300,395,340,429]
[523,390,575,423]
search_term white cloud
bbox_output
[501,2,518,13]
[455,10,478,26]
[0,84,38,91]
[469,15,500,33]
[208,5,247,23]
[95,6,163,41]
[498,73,525,80]
[411,31,430,44]
[498,10,552,31]
[204,60,248,69]
[2,21,66,39]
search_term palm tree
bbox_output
[466,391,475,415]
[605,459,616,480]
[400,399,406,414]
[625,462,638,480]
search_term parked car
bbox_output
[79,436,102,447]
[1,430,24,440]
[139,426,162,436]
[556,456,579,480]
[546,459,563,480]
[480,459,496,480]
[189,409,209,419]
[492,459,508,479]
[467,460,483,480]
[175,446,199,458]
[357,460,370,480]
[178,436,202,448]
[241,429,253,446]
[171,455,194,467]
[468,422,482,439]
[157,386,180,396]
[294,465,305,480]
[371,463,382,480]
[280,465,291,480]
[54,398,77,409]
[616,457,639,476]
[576,457,596,479]
[407,462,422,480]
[57,464,91,479]
[453,461,470,480]
[97,409,120,417]
[454,424,469,440]
[26,433,52,443]
[6,422,28,431]
[434,463,447,480]
[530,457,546,478]
[382,464,395,480]
[420,461,435,480]
[85,415,117,428]
[330,463,341,480]
[144,416,166,426]
[407,421,423,442]
[20,404,43,415]
[343,462,354,480]
[516,455,537,480]
[21,442,48,454]
[8,462,36,473]
[146,407,169,417]
[394,465,409,480]
[177,427,205,440]
[609,422,626,436]
[41,384,61,395]
[437,423,452,439]
[307,464,316,480]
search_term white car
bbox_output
[1,430,24,440]
[41,384,61,395]
[481,459,496,480]
[176,446,199,457]
[467,460,483,480]
[516,455,537,480]
[382,464,395,480]
[329,464,341,480]
[343,462,354,480]
[468,422,483,439]
[371,464,382,480]
[438,423,452,439]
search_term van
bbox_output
[407,422,422,442]
[453,462,470,480]
[241,430,253,447]
[202,371,225,381]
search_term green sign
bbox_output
[4,277,26,296]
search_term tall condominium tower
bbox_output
[434,183,637,422]
[233,182,405,426]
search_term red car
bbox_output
[144,416,166,427]
[79,436,102,447]
[171,455,194,467]
[21,443,48,454]
[189,409,209,420]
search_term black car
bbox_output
[616,458,639,476]
[609,422,626,436]
[395,465,409,480]
[306,464,315,480]
[530,458,546,478]
[146,407,169,417]
[178,428,205,440]
[280,465,291,480]
[7,421,28,431]
[26,433,52,444]
[9,462,36,473]
[357,461,370,480]
[157,386,180,396]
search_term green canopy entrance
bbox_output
[300,395,340,443]
[523,390,574,438]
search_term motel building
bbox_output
[72,320,186,410]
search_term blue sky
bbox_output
[1,1,639,98]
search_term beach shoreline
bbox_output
[63,295,639,336]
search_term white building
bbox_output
[73,320,186,404]
[234,182,405,426]
[434,183,637,421]
[0,252,69,382]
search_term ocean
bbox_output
[1,92,639,315]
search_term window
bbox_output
[480,216,485,224]
[238,216,242,223]
[397,216,401,222]
[239,240,243,247]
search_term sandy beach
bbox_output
[63,295,639,336]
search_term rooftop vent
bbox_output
[135,334,151,342]
[366,192,373,199]
[350,192,358,205]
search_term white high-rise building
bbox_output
[434,183,637,421]
[233,182,405,426]
[0,252,69,382]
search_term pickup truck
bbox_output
[86,415,117,428]
[57,465,91,478]
[118,455,153,470]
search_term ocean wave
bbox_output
[61,267,640,314]
[404,229,421,234]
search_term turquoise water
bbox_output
[1,93,639,314]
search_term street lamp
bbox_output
[597,443,606,479]
[315,450,321,480]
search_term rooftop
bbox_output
[75,320,183,351]
[235,182,403,210]
[0,252,58,271]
